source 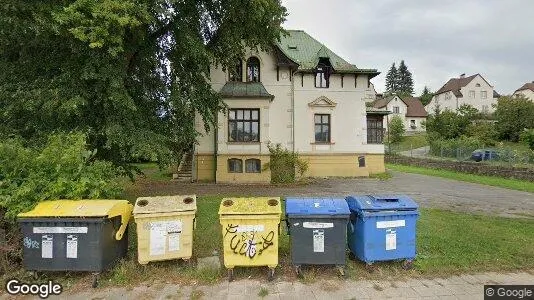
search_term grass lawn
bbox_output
[387,163,534,193]
[7,195,533,289]
[389,133,428,152]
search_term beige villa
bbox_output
[191,30,385,183]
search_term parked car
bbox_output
[471,149,500,162]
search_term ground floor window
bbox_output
[367,116,384,144]
[410,119,416,129]
[245,159,261,173]
[314,114,331,143]
[228,158,243,173]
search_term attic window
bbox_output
[315,57,332,88]
[288,45,297,50]
[475,83,481,87]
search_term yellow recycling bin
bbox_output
[133,195,196,265]
[218,197,281,281]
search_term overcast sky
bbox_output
[282,0,534,95]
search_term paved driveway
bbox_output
[126,171,534,217]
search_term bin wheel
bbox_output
[402,260,414,270]
[268,268,275,282]
[227,269,234,282]
[91,274,99,288]
[295,265,303,278]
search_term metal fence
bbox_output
[387,143,534,166]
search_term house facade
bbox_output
[513,82,534,101]
[193,30,384,183]
[373,95,427,132]
[426,74,499,114]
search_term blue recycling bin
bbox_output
[346,195,419,268]
[285,197,350,276]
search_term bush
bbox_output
[466,120,498,146]
[0,132,122,224]
[495,96,534,142]
[429,136,484,159]
[263,143,308,184]
[388,115,405,144]
[520,129,534,150]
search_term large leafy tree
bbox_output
[0,0,287,167]
[494,96,534,142]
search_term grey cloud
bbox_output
[282,0,534,94]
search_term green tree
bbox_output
[0,0,287,169]
[520,129,534,150]
[494,96,534,142]
[385,63,398,94]
[388,115,405,144]
[425,104,476,140]
[397,60,414,95]
[420,86,434,106]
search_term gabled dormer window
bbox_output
[246,57,260,82]
[315,58,332,88]
[229,59,243,82]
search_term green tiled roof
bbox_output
[219,82,274,100]
[275,30,379,76]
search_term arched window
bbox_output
[229,59,242,82]
[228,158,243,173]
[246,57,260,82]
[245,159,261,173]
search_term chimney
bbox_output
[460,73,466,78]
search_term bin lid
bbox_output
[346,195,418,212]
[18,200,133,218]
[133,195,197,214]
[285,197,350,216]
[218,197,281,215]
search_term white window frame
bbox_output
[481,91,487,99]
[469,90,475,98]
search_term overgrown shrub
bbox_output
[494,96,534,142]
[0,132,122,224]
[388,115,405,144]
[429,136,484,158]
[263,143,308,184]
[520,129,534,150]
[466,120,498,146]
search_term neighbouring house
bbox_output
[513,82,534,101]
[372,95,428,132]
[191,30,384,183]
[425,74,499,114]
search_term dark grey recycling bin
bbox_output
[17,200,133,287]
[285,197,350,277]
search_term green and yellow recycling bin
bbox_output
[218,197,281,282]
[17,200,133,287]
[133,195,196,265]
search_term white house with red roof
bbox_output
[426,74,499,114]
[513,82,534,101]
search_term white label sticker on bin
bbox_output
[33,227,88,234]
[235,225,264,233]
[376,220,405,229]
[149,222,167,256]
[313,229,325,253]
[386,229,396,251]
[166,221,182,233]
[303,222,334,229]
[66,235,78,258]
[41,235,53,258]
[168,233,180,252]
